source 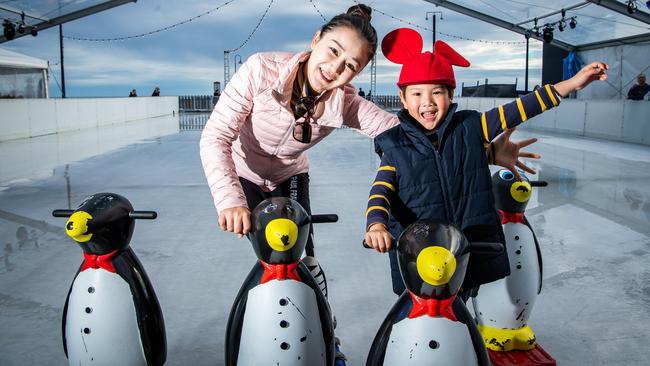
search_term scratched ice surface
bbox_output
[1,113,649,365]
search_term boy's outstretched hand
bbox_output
[365,223,394,253]
[554,61,609,97]
[492,127,541,181]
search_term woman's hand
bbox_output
[364,223,394,253]
[218,207,251,238]
[492,127,541,181]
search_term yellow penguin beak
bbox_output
[65,211,93,243]
[510,181,533,203]
[416,246,457,286]
[265,218,298,252]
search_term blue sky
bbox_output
[4,0,544,97]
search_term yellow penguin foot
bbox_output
[478,324,537,351]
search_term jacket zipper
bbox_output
[273,119,296,157]
[432,144,454,223]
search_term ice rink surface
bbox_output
[1,113,649,365]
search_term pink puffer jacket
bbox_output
[199,51,398,213]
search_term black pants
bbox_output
[239,173,315,256]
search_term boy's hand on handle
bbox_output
[218,207,251,239]
[492,127,541,181]
[365,223,394,253]
[554,61,609,97]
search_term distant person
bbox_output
[152,86,161,97]
[358,87,365,97]
[366,90,371,100]
[129,89,137,97]
[212,89,221,106]
[627,73,649,100]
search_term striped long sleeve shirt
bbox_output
[366,85,560,230]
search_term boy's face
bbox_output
[399,84,452,131]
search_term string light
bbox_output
[64,0,237,42]
[354,1,527,45]
[228,0,274,52]
[307,0,327,22]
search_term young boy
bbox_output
[364,28,608,295]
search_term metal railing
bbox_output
[178,95,217,112]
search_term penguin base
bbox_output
[487,344,557,366]
[479,324,536,351]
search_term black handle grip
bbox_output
[52,209,74,217]
[129,211,157,219]
[469,242,504,255]
[362,240,372,249]
[529,181,548,187]
[311,214,338,223]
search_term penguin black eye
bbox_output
[499,170,515,181]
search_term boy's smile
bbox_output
[399,84,452,131]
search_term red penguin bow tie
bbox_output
[499,209,526,224]
[407,291,458,321]
[81,250,118,273]
[260,261,300,284]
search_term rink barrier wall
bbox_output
[0,97,179,142]
[456,97,650,146]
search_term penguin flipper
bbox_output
[225,261,264,366]
[366,291,411,366]
[452,297,490,366]
[62,266,81,359]
[524,216,543,294]
[115,249,167,366]
[297,262,335,366]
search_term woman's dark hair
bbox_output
[319,3,377,62]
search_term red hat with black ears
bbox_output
[382,28,470,88]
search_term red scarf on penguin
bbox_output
[382,28,470,88]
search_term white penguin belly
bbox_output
[473,223,541,328]
[65,269,147,366]
[237,279,326,366]
[383,316,479,365]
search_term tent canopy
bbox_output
[0,48,47,69]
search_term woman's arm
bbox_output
[199,54,262,235]
[343,90,399,137]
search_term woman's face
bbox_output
[306,26,370,93]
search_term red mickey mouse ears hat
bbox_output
[382,28,470,89]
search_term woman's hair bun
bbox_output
[346,3,372,23]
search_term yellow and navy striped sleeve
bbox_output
[366,156,396,229]
[480,84,560,143]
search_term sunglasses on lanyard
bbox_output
[293,95,317,143]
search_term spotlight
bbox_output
[30,26,37,37]
[647,1,650,10]
[558,20,566,32]
[3,19,16,40]
[627,0,637,14]
[542,25,554,43]
[569,17,577,29]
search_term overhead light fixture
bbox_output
[3,19,16,40]
[646,0,650,10]
[30,26,37,37]
[627,0,637,14]
[569,17,577,29]
[542,25,554,43]
[558,20,566,32]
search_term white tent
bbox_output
[0,48,49,98]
